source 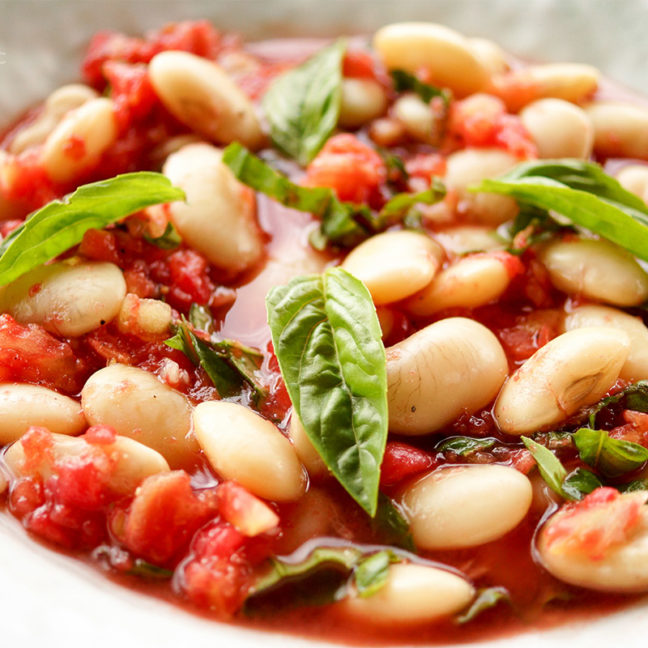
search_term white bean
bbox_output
[387,317,508,435]
[539,238,648,307]
[343,562,474,624]
[0,260,126,337]
[339,78,387,129]
[0,469,6,495]
[564,304,648,382]
[287,413,328,479]
[434,225,504,255]
[445,148,520,225]
[404,253,513,315]
[40,97,118,184]
[0,384,85,444]
[10,84,98,155]
[81,364,197,468]
[149,51,264,149]
[400,465,533,549]
[467,38,509,75]
[616,165,648,203]
[193,401,306,502]
[392,94,437,143]
[520,99,593,159]
[373,23,489,97]
[341,231,443,305]
[585,101,648,160]
[537,491,648,592]
[494,327,630,435]
[117,293,172,340]
[162,142,263,274]
[4,432,169,496]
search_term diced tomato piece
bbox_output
[217,481,279,537]
[167,249,214,310]
[544,487,643,560]
[343,50,377,79]
[79,228,121,264]
[380,441,435,488]
[495,309,562,364]
[405,153,446,183]
[1,149,60,211]
[113,471,219,565]
[303,133,386,206]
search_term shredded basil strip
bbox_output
[262,40,346,166]
[573,427,648,478]
[223,143,444,249]
[353,551,397,598]
[0,172,184,287]
[143,221,182,250]
[371,493,416,551]
[561,467,603,500]
[455,586,511,624]
[390,69,452,106]
[475,159,648,262]
[587,380,648,428]
[267,268,388,516]
[436,436,497,456]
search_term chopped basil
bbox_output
[475,159,648,263]
[165,318,265,399]
[266,268,388,516]
[522,436,570,498]
[436,436,497,456]
[587,381,648,429]
[619,479,648,493]
[128,559,173,580]
[262,40,346,166]
[390,69,451,107]
[561,467,603,500]
[455,586,511,624]
[0,172,184,287]
[143,221,182,249]
[223,142,445,250]
[353,551,396,598]
[504,204,566,255]
[573,427,648,478]
[188,302,214,334]
[371,493,416,551]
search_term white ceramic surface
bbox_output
[2,1,648,646]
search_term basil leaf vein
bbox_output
[262,40,346,166]
[266,267,388,516]
[0,172,185,287]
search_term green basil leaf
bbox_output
[521,436,574,500]
[165,318,266,399]
[371,493,416,551]
[475,159,648,262]
[143,221,182,250]
[188,303,214,333]
[0,172,184,287]
[262,40,345,166]
[437,436,497,456]
[587,381,648,428]
[504,205,566,255]
[128,559,173,580]
[377,180,446,224]
[455,586,511,624]
[353,551,396,598]
[619,479,648,493]
[390,69,452,106]
[561,467,603,501]
[574,427,648,478]
[267,267,388,516]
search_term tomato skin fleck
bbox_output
[380,441,436,488]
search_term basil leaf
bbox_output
[378,180,446,224]
[143,221,182,250]
[561,467,603,501]
[267,267,388,516]
[619,479,648,493]
[371,493,416,551]
[165,318,266,399]
[262,40,345,166]
[437,436,497,457]
[521,436,574,500]
[390,69,451,106]
[574,427,648,478]
[188,303,214,333]
[455,586,511,624]
[587,381,648,428]
[353,551,396,598]
[128,559,173,580]
[475,159,648,262]
[504,205,566,255]
[0,172,184,287]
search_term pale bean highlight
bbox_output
[585,101,648,160]
[339,78,387,129]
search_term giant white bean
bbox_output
[193,401,307,502]
[40,97,118,184]
[386,317,508,435]
[494,327,630,435]
[287,414,328,480]
[0,261,126,337]
[445,148,519,225]
[404,253,512,315]
[338,78,387,129]
[343,562,474,624]
[539,238,648,307]
[520,99,593,159]
[341,231,443,305]
[563,304,648,382]
[467,37,509,75]
[149,51,264,149]
[162,142,263,274]
[616,165,648,203]
[392,94,437,143]
[585,101,648,160]
[0,384,85,444]
[4,431,170,496]
[434,225,504,256]
[400,465,533,549]
[373,22,490,97]
[81,364,197,468]
[537,491,648,592]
